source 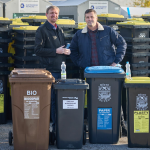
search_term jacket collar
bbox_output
[81,22,104,33]
[45,20,59,31]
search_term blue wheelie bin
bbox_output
[84,66,125,144]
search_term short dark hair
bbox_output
[84,9,97,16]
[46,6,60,14]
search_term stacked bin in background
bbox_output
[12,26,40,69]
[97,14,127,33]
[0,17,13,124]
[142,13,150,22]
[117,20,150,77]
[9,18,29,28]
[21,16,47,26]
[117,19,150,121]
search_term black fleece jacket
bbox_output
[34,20,66,72]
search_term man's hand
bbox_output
[56,45,65,54]
[56,46,71,55]
[63,49,71,55]
[110,62,116,66]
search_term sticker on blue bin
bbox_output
[97,108,112,130]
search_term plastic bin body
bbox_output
[54,79,89,149]
[9,69,55,150]
[14,48,35,57]
[119,27,149,38]
[124,77,150,148]
[0,72,8,124]
[84,66,125,144]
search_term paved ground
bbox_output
[0,121,149,150]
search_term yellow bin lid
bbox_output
[125,77,150,83]
[117,20,150,25]
[10,21,29,25]
[13,26,39,30]
[97,14,124,18]
[127,18,144,21]
[56,19,75,25]
[0,17,10,20]
[78,22,87,25]
[142,13,150,16]
[22,16,47,19]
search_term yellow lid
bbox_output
[127,18,144,21]
[0,17,10,20]
[75,22,87,29]
[10,22,29,26]
[142,13,150,16]
[117,20,150,25]
[13,26,38,30]
[11,18,23,23]
[97,13,124,18]
[78,22,87,25]
[56,19,75,25]
[125,77,150,83]
[10,20,29,25]
[22,15,47,19]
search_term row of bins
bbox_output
[117,19,150,121]
[0,18,13,124]
[12,26,40,68]
[117,20,150,77]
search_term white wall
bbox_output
[110,0,134,7]
[1,0,52,19]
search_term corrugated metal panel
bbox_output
[50,0,87,6]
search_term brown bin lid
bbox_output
[9,68,55,83]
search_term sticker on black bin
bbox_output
[97,108,112,130]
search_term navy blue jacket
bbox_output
[70,23,127,69]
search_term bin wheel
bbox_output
[83,130,86,145]
[49,131,55,145]
[8,131,13,146]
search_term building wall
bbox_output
[58,6,78,22]
[108,0,121,14]
[78,1,89,22]
[110,0,134,7]
[0,3,3,18]
[78,0,121,22]
[2,0,52,19]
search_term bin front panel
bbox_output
[11,82,52,150]
[127,87,150,148]
[120,28,149,38]
[87,78,122,144]
[56,89,85,149]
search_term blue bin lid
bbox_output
[84,66,124,74]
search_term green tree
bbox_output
[133,0,150,7]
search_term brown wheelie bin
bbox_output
[9,68,55,150]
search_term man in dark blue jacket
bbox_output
[70,9,126,68]
[70,9,127,135]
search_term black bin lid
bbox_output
[54,79,89,89]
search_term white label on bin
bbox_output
[24,96,40,119]
[98,84,111,102]
[134,111,149,133]
[63,100,78,109]
[136,94,148,110]
[139,33,146,38]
